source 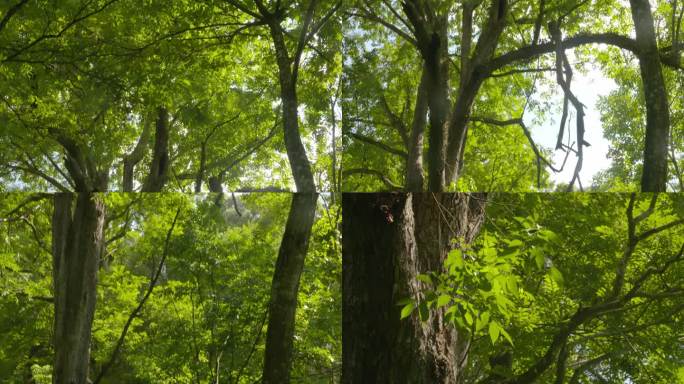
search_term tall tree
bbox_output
[222,1,340,381]
[51,193,105,384]
[342,193,486,383]
[343,0,684,192]
[628,0,671,191]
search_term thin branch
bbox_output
[342,168,402,190]
[93,208,181,384]
[351,5,417,47]
[0,0,30,34]
[347,131,408,159]
[231,192,242,217]
[233,306,269,383]
[4,0,121,62]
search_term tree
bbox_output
[219,2,340,382]
[51,193,105,384]
[342,193,487,382]
[342,0,684,192]
[342,193,684,383]
[0,193,341,383]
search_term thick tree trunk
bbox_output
[405,67,429,192]
[52,193,106,384]
[262,193,318,384]
[629,0,671,192]
[342,193,486,384]
[142,106,170,192]
[424,42,451,193]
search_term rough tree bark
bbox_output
[262,193,319,384]
[52,193,106,384]
[342,193,486,384]
[402,1,451,192]
[629,0,671,192]
[405,67,429,191]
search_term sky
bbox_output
[526,60,618,188]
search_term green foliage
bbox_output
[400,193,683,383]
[0,193,341,383]
[408,218,559,347]
[0,0,341,192]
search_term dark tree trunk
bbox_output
[629,0,671,192]
[424,42,451,193]
[122,116,151,192]
[342,193,486,384]
[262,193,318,384]
[52,193,106,384]
[142,106,170,192]
[259,14,320,383]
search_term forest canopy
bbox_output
[1,0,684,383]
[0,0,682,192]
[0,193,341,383]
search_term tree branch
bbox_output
[0,0,30,34]
[342,168,402,190]
[347,131,408,159]
[93,208,181,384]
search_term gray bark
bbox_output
[630,0,671,191]
[52,193,106,384]
[405,67,429,191]
[122,116,151,192]
[262,193,319,384]
[268,20,316,193]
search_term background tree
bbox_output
[0,193,341,383]
[341,0,684,192]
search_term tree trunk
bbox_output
[262,193,319,384]
[269,22,316,193]
[122,115,151,192]
[259,13,320,383]
[629,0,671,192]
[342,193,486,384]
[142,106,170,192]
[405,67,429,192]
[423,37,451,192]
[52,193,106,384]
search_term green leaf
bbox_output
[548,267,564,286]
[400,302,415,320]
[478,311,491,331]
[447,249,464,269]
[436,294,451,308]
[594,225,612,235]
[500,328,514,345]
[465,311,473,326]
[418,301,429,321]
[530,247,545,269]
[489,321,501,344]
[417,274,433,284]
